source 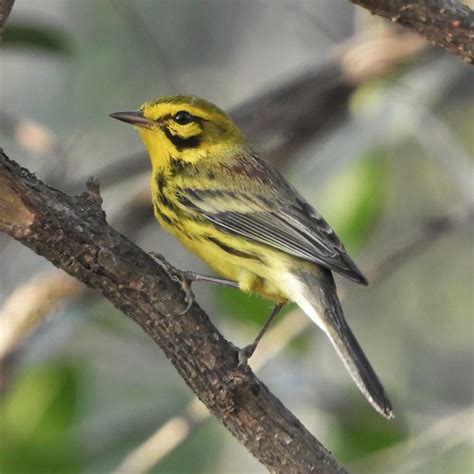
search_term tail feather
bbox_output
[287,269,394,419]
[325,315,394,419]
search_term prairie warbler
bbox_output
[111,95,393,419]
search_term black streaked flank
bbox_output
[206,236,264,262]
[153,204,174,226]
[163,127,201,151]
[160,213,173,226]
[159,193,177,211]
[169,157,188,176]
[156,171,166,193]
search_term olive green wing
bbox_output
[177,153,368,285]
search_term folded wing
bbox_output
[177,152,368,285]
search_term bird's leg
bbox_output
[238,303,285,366]
[186,272,240,288]
[149,252,239,314]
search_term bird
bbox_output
[110,95,394,419]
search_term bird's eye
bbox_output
[173,111,194,125]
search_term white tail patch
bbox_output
[283,272,328,333]
[284,272,394,419]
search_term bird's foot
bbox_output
[149,252,195,314]
[237,342,257,367]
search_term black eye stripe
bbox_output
[162,127,201,150]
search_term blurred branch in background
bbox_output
[0,111,60,156]
[68,25,427,196]
[335,25,428,83]
[0,273,79,362]
[349,0,474,64]
[353,405,474,472]
[414,111,474,200]
[232,27,427,167]
[0,151,347,474]
[113,201,474,474]
[366,202,474,283]
[0,273,80,393]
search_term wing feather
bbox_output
[177,152,368,285]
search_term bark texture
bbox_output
[0,0,14,35]
[350,0,474,63]
[0,150,347,474]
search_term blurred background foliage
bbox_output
[0,1,473,473]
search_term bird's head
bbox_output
[110,95,245,167]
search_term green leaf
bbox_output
[0,360,82,474]
[3,23,72,54]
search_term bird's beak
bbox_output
[109,110,154,128]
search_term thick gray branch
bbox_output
[350,0,474,63]
[0,150,346,474]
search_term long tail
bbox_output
[287,268,394,419]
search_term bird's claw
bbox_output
[149,252,195,314]
[238,343,257,367]
[177,277,194,315]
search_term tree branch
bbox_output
[349,0,474,64]
[0,0,14,36]
[0,149,346,474]
[113,200,474,473]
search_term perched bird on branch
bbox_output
[111,95,393,419]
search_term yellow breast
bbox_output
[152,198,289,303]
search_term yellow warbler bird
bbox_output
[111,95,393,419]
